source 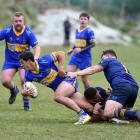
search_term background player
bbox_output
[67,12,95,89]
[0,12,41,111]
[19,51,94,125]
[67,49,140,123]
[63,16,71,47]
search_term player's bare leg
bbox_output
[54,81,90,125]
[104,100,140,123]
[1,69,19,104]
[71,92,93,113]
[81,75,91,89]
[66,65,77,72]
[18,68,31,111]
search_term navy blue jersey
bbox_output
[98,58,138,88]
[96,87,109,108]
[96,87,108,101]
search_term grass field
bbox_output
[0,43,140,140]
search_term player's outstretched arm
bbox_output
[67,65,103,78]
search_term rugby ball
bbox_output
[23,82,38,98]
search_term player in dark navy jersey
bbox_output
[67,49,140,123]
[19,51,94,125]
[84,87,110,109]
[0,12,41,110]
[84,86,111,122]
[67,12,95,89]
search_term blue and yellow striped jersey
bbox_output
[74,26,95,58]
[0,25,38,62]
[25,54,65,91]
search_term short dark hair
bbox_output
[101,49,117,58]
[19,51,35,62]
[79,12,90,20]
[84,87,97,100]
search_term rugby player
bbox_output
[19,51,94,125]
[67,12,95,89]
[67,49,140,123]
[0,12,40,110]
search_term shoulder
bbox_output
[98,58,111,68]
[96,87,106,94]
[1,25,13,33]
[86,27,94,34]
[25,26,34,36]
[96,87,108,98]
[38,54,54,63]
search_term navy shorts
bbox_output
[2,61,23,70]
[108,83,139,108]
[50,77,78,93]
[68,55,91,70]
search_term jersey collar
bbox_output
[78,25,89,32]
[31,60,39,74]
[13,25,25,36]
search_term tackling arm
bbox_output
[67,65,103,78]
[77,65,103,76]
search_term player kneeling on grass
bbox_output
[84,87,130,124]
[19,51,94,125]
[84,87,111,122]
[67,49,140,123]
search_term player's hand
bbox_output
[58,70,66,77]
[74,47,81,54]
[67,49,73,55]
[93,103,102,115]
[106,88,112,95]
[66,72,77,78]
[21,88,34,97]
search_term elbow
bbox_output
[58,51,65,57]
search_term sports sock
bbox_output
[23,96,30,108]
[77,109,87,116]
[10,85,16,92]
[114,109,137,120]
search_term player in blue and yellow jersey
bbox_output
[19,51,94,125]
[67,12,95,89]
[0,12,41,110]
[67,49,140,123]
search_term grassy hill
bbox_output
[0,44,140,140]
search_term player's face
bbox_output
[13,16,24,32]
[20,59,33,70]
[87,92,101,105]
[79,16,89,29]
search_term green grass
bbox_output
[0,43,140,140]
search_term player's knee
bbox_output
[1,79,11,86]
[54,95,62,103]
